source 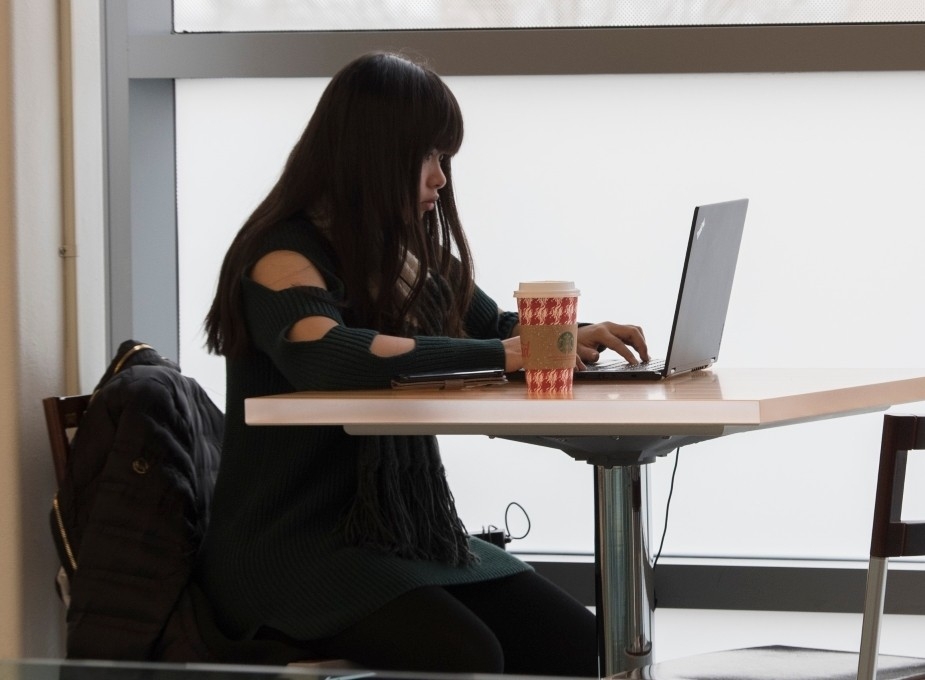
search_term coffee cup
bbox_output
[514,281,580,394]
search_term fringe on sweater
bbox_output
[341,435,477,567]
[342,261,478,565]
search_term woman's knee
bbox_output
[395,626,503,674]
[314,585,505,674]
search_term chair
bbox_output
[42,394,92,487]
[614,413,925,680]
[857,413,925,679]
[42,391,356,672]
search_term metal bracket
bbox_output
[498,433,718,467]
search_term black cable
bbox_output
[505,501,531,540]
[653,447,681,568]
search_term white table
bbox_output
[246,367,925,676]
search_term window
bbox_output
[176,70,925,558]
[174,0,925,32]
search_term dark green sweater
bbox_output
[196,218,530,641]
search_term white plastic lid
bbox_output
[513,280,580,298]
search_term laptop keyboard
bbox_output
[584,358,666,373]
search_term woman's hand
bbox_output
[504,323,648,372]
[576,322,649,369]
[502,336,523,373]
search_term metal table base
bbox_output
[502,433,718,677]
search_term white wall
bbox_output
[0,0,69,659]
[72,3,107,392]
[0,0,19,657]
[176,71,925,562]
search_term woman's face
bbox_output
[418,150,447,217]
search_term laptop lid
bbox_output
[574,198,748,380]
[661,198,748,376]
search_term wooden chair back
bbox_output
[869,413,925,560]
[858,413,925,679]
[42,394,92,488]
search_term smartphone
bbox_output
[390,368,508,390]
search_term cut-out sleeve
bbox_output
[242,277,506,390]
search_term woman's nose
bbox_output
[429,163,447,189]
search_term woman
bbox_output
[199,51,648,675]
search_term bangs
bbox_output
[420,72,464,156]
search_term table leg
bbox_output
[595,464,654,677]
[499,432,716,676]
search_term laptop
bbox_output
[576,198,749,381]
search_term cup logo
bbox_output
[557,331,575,355]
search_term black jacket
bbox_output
[50,341,306,663]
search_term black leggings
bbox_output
[305,570,598,676]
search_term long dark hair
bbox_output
[205,52,474,358]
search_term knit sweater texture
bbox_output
[196,217,529,641]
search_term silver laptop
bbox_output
[577,198,749,381]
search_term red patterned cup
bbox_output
[514,281,580,395]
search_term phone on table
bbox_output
[391,368,508,390]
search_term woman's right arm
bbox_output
[252,249,416,356]
[248,250,516,388]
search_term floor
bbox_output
[651,609,925,663]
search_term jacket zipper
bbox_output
[52,494,78,572]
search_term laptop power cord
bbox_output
[471,501,531,550]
